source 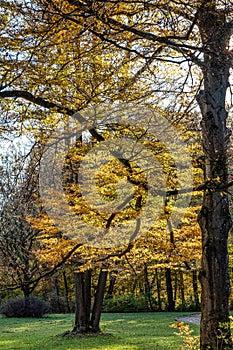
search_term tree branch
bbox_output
[0,89,81,119]
[0,242,83,292]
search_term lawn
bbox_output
[0,312,199,350]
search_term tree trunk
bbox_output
[73,268,107,333]
[144,263,154,311]
[155,268,162,311]
[84,269,92,327]
[54,275,62,313]
[107,274,117,298]
[107,263,119,298]
[192,270,200,310]
[23,288,31,317]
[197,4,232,348]
[63,270,71,313]
[165,268,175,311]
[91,269,108,332]
[179,271,185,307]
[174,271,178,304]
[73,270,92,332]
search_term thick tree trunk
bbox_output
[197,4,232,348]
[73,268,107,333]
[73,270,92,332]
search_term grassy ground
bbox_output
[0,312,199,350]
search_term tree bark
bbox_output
[197,3,232,348]
[63,270,71,313]
[107,263,119,298]
[54,275,62,313]
[23,289,31,317]
[174,271,178,304]
[165,268,175,311]
[91,269,108,332]
[73,270,92,332]
[73,268,107,333]
[107,274,117,298]
[192,270,200,310]
[155,268,162,311]
[22,269,32,316]
[144,263,154,311]
[179,271,185,307]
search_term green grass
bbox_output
[0,312,199,350]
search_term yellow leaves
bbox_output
[37,238,76,265]
[171,322,199,350]
[172,321,185,329]
[28,214,55,236]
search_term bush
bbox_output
[102,294,149,313]
[46,294,74,314]
[176,299,201,312]
[0,296,50,318]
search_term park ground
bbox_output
[0,312,200,350]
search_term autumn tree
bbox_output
[1,1,233,348]
[0,0,170,333]
[32,1,232,348]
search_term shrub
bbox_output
[176,298,201,312]
[171,322,199,350]
[0,296,50,318]
[46,294,74,314]
[102,294,149,313]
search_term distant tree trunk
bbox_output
[107,263,118,298]
[165,268,175,311]
[192,270,199,310]
[107,274,117,298]
[179,271,185,306]
[63,271,71,313]
[144,263,154,311]
[23,286,31,316]
[173,271,178,303]
[22,266,32,316]
[155,268,162,311]
[197,4,232,348]
[132,277,138,294]
[54,275,62,313]
[54,275,60,298]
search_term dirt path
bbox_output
[175,314,201,325]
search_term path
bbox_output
[175,314,201,325]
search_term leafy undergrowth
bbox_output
[0,312,199,350]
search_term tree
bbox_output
[1,1,233,348]
[0,148,45,311]
[41,2,231,348]
[0,144,80,307]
